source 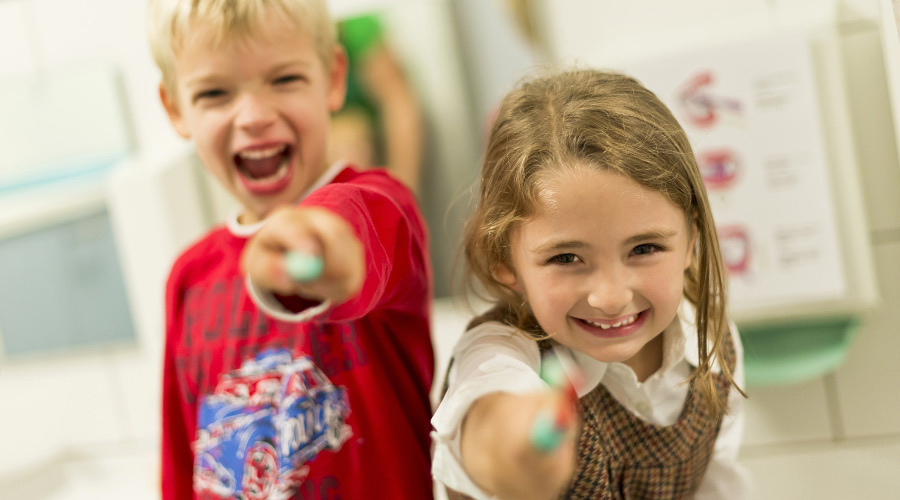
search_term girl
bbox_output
[432,69,750,500]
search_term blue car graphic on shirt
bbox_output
[193,349,351,499]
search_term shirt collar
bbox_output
[226,160,348,237]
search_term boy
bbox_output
[147,1,435,498]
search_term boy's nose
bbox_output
[586,272,633,315]
[235,94,276,134]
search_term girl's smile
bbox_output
[573,310,647,339]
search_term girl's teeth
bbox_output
[587,314,638,329]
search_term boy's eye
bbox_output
[194,89,226,102]
[274,74,304,85]
[632,243,662,256]
[548,253,578,265]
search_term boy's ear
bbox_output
[159,82,191,139]
[493,263,519,292]
[327,46,349,113]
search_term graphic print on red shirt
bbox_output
[193,348,352,499]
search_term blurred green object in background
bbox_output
[741,317,859,387]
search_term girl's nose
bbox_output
[235,94,276,134]
[586,271,633,314]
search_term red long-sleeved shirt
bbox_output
[162,166,434,499]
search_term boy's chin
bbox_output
[237,192,303,224]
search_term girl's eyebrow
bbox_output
[624,228,678,245]
[530,228,679,253]
[530,240,587,254]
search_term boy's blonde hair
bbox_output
[464,68,741,417]
[147,0,338,94]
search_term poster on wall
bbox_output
[620,31,846,318]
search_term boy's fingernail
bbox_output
[531,408,565,453]
[285,251,323,282]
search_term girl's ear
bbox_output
[685,220,699,270]
[493,263,519,292]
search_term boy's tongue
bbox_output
[240,155,282,179]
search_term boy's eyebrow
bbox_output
[269,59,314,73]
[184,72,227,87]
[183,60,314,87]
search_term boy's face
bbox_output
[160,19,347,224]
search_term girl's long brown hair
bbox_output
[463,69,743,417]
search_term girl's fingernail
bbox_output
[531,408,565,453]
[285,251,323,282]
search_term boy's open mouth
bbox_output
[234,145,294,194]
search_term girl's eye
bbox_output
[549,253,578,265]
[632,243,662,256]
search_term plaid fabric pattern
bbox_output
[443,334,736,500]
[562,334,737,499]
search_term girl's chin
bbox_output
[582,348,642,365]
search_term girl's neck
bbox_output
[623,333,664,382]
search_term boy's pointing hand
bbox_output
[241,205,364,304]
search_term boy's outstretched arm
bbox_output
[241,205,364,305]
[459,390,578,500]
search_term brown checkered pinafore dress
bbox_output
[445,333,737,500]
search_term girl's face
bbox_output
[497,166,696,372]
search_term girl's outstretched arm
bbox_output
[460,390,577,500]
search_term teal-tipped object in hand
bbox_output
[530,408,566,452]
[285,251,323,282]
[530,350,581,453]
[540,355,566,388]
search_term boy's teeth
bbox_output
[236,145,290,180]
[238,145,286,160]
